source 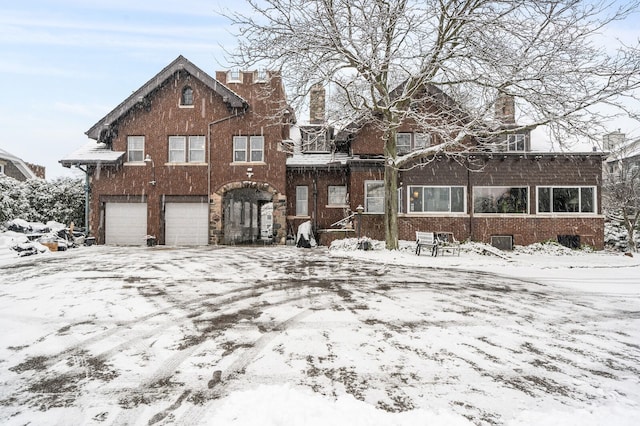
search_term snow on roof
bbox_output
[286,152,351,167]
[59,142,125,167]
[86,55,248,141]
[0,147,39,179]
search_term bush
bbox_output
[0,175,84,227]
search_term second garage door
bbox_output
[165,202,209,246]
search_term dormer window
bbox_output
[227,69,242,83]
[181,86,193,106]
[507,134,526,151]
[302,128,330,152]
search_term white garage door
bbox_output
[105,203,147,245]
[165,203,209,246]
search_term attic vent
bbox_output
[491,235,513,251]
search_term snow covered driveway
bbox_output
[1,245,639,425]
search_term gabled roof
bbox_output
[59,142,125,168]
[86,55,248,141]
[0,147,39,179]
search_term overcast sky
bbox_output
[1,0,639,180]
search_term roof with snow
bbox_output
[59,142,125,168]
[0,147,39,179]
[286,152,351,168]
[85,55,248,141]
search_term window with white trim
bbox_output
[0,162,4,174]
[181,86,193,106]
[473,186,528,213]
[327,186,347,206]
[189,136,205,162]
[233,136,264,163]
[296,186,309,216]
[396,132,431,154]
[365,180,384,213]
[537,186,595,213]
[227,69,242,83]
[127,136,144,162]
[169,136,186,162]
[507,134,526,151]
[409,186,465,213]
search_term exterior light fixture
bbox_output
[144,154,156,186]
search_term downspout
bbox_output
[467,158,473,242]
[76,164,90,236]
[313,169,318,238]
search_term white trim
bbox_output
[472,185,530,214]
[536,185,597,215]
[407,185,466,213]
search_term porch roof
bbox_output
[59,142,125,168]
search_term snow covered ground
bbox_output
[0,237,639,425]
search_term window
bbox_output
[227,69,242,83]
[396,133,412,154]
[169,136,186,162]
[507,134,525,151]
[409,186,465,213]
[302,129,330,152]
[255,69,268,82]
[233,136,264,162]
[365,181,384,213]
[538,187,595,213]
[396,132,431,154]
[127,136,144,162]
[181,86,193,106]
[250,136,264,162]
[328,186,347,206]
[473,187,528,214]
[296,186,309,216]
[189,136,205,162]
[0,163,4,174]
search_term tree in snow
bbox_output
[224,0,640,249]
[604,159,640,252]
[0,175,84,227]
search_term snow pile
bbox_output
[206,384,472,426]
[513,240,589,256]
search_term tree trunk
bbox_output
[383,130,399,250]
[623,208,639,252]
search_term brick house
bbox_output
[61,55,290,245]
[287,87,606,249]
[0,148,45,180]
[61,56,605,249]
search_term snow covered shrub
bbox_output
[0,175,84,227]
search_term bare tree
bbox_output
[223,0,640,249]
[604,156,640,252]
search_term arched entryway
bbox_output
[223,188,273,244]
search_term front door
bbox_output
[223,188,273,244]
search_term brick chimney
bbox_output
[309,83,325,124]
[495,92,515,125]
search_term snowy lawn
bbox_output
[0,240,639,425]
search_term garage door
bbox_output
[105,203,147,245]
[165,203,209,246]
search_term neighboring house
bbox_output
[61,56,605,249]
[287,87,605,250]
[603,130,640,179]
[0,148,44,180]
[61,55,290,245]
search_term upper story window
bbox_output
[396,132,431,154]
[365,180,384,213]
[127,136,144,162]
[255,69,268,82]
[537,186,595,214]
[302,128,330,152]
[168,136,205,163]
[409,186,465,213]
[233,136,264,163]
[227,69,242,83]
[473,186,528,214]
[507,134,526,151]
[181,86,193,106]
